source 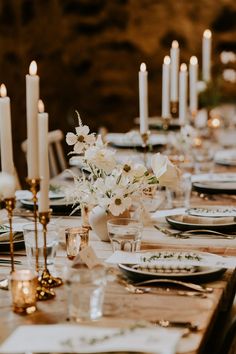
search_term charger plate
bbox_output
[166,214,236,231]
[0,232,25,251]
[119,250,225,282]
[20,198,75,213]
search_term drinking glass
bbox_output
[66,266,106,322]
[23,223,58,270]
[166,173,192,209]
[107,218,143,252]
[65,227,89,260]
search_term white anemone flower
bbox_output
[66,125,95,154]
[108,194,132,216]
[121,162,146,179]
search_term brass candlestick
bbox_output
[162,117,171,130]
[5,197,16,272]
[170,101,179,118]
[39,211,63,289]
[141,132,150,168]
[26,178,40,272]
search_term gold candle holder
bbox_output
[161,117,171,130]
[5,197,16,272]
[141,131,150,168]
[39,211,63,289]
[26,178,40,273]
[170,101,179,118]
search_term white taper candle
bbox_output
[38,99,49,212]
[189,56,198,115]
[202,29,212,82]
[179,63,188,125]
[26,60,40,179]
[162,56,171,118]
[170,40,180,102]
[139,63,149,134]
[0,84,15,176]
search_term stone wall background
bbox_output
[0,0,235,184]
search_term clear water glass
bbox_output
[23,223,58,270]
[107,218,143,252]
[66,266,106,322]
[166,173,192,209]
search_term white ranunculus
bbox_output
[151,153,180,188]
[85,147,116,174]
[66,132,77,145]
[0,172,16,199]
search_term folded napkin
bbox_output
[0,232,23,243]
[0,324,181,354]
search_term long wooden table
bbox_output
[1,159,236,353]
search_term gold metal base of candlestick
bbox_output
[38,211,63,290]
[141,131,150,148]
[36,282,55,301]
[5,197,16,273]
[170,101,179,118]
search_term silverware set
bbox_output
[154,225,236,239]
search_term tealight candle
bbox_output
[11,269,37,314]
[0,84,15,176]
[38,100,49,212]
[202,29,212,82]
[26,60,40,179]
[162,56,171,118]
[179,63,188,125]
[189,56,198,117]
[139,63,149,135]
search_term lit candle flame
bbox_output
[29,60,37,75]
[164,56,171,65]
[190,56,198,65]
[172,40,179,49]
[38,99,44,113]
[0,84,7,98]
[140,63,146,72]
[180,63,187,71]
[203,29,212,39]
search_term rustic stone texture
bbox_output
[0,0,235,184]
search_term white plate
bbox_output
[192,173,236,194]
[215,149,236,166]
[188,206,236,218]
[106,132,167,147]
[166,214,236,231]
[119,250,225,281]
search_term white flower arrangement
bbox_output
[66,113,180,217]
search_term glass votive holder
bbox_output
[65,227,89,260]
[10,269,38,315]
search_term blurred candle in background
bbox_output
[170,40,180,103]
[202,29,212,82]
[189,56,198,117]
[179,63,188,125]
[38,99,49,212]
[26,60,40,179]
[0,84,15,176]
[139,63,149,135]
[162,56,171,118]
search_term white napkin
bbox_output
[0,324,181,354]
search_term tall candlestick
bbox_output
[179,63,188,125]
[162,56,171,118]
[202,29,212,82]
[0,84,15,176]
[139,62,149,135]
[170,40,180,103]
[26,60,40,179]
[189,56,198,116]
[38,100,49,212]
